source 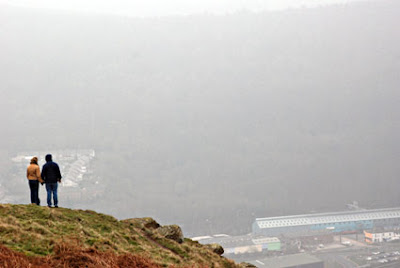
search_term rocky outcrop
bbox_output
[205,243,224,255]
[125,218,184,244]
[239,262,257,268]
[123,217,160,229]
[156,225,184,243]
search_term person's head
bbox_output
[45,154,52,162]
[30,157,38,165]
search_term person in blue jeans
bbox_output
[41,154,62,208]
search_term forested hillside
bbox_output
[1,0,399,235]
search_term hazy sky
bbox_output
[1,0,374,16]
[1,0,399,236]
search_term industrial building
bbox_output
[224,237,281,255]
[249,253,324,268]
[193,234,281,256]
[253,207,400,237]
[364,229,400,243]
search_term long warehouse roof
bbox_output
[255,207,400,229]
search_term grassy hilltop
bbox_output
[0,204,240,267]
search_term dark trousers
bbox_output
[28,180,40,205]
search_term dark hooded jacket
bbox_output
[41,154,62,183]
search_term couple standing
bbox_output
[26,154,62,208]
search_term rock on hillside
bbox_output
[0,204,238,267]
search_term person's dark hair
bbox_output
[30,157,38,165]
[45,154,52,162]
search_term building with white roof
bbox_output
[253,207,400,237]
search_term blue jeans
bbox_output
[46,183,58,206]
[28,180,40,205]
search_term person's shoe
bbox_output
[54,205,58,208]
[48,205,52,208]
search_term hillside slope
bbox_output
[0,204,240,267]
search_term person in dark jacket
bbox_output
[41,154,62,208]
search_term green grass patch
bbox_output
[155,237,189,259]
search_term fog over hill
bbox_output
[1,0,399,236]
[0,0,375,16]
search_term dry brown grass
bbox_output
[0,243,163,268]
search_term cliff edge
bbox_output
[0,204,240,267]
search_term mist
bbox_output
[1,0,375,16]
[1,0,399,236]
